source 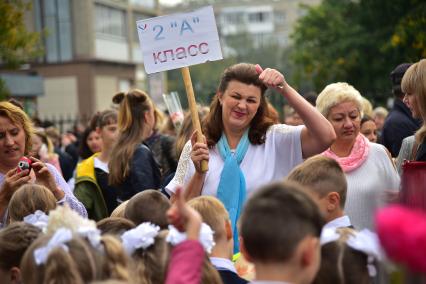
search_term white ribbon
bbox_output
[34,228,72,265]
[23,210,49,231]
[78,226,102,250]
[121,222,160,255]
[166,223,216,254]
[320,228,382,277]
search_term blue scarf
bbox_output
[216,130,249,253]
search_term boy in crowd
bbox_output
[240,181,324,284]
[188,196,248,284]
[124,189,170,229]
[286,155,353,230]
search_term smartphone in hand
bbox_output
[17,157,32,175]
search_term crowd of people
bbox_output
[0,58,425,284]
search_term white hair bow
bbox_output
[166,223,215,254]
[23,210,49,232]
[34,228,72,265]
[78,226,102,250]
[320,228,383,277]
[121,222,160,255]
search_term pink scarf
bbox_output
[323,134,370,173]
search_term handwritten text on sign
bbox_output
[137,6,223,74]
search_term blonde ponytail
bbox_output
[44,248,84,284]
[100,235,130,281]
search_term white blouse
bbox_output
[166,124,304,197]
[344,143,400,231]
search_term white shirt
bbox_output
[210,257,237,273]
[166,124,304,197]
[345,143,400,231]
[94,157,109,173]
[323,215,352,230]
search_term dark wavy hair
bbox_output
[203,63,274,147]
[79,127,97,160]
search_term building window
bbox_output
[34,0,73,63]
[223,12,243,25]
[130,0,156,10]
[248,12,269,23]
[95,4,127,38]
[274,11,286,24]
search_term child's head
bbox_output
[131,230,170,284]
[188,196,233,256]
[286,156,347,223]
[21,230,98,284]
[40,205,130,282]
[97,235,130,281]
[90,109,118,150]
[313,228,372,284]
[0,222,41,284]
[97,217,136,236]
[110,200,129,218]
[122,224,222,284]
[240,181,324,284]
[8,184,57,223]
[21,229,130,284]
[124,190,170,229]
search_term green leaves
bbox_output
[0,1,43,69]
[290,0,426,104]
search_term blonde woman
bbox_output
[317,82,400,230]
[401,59,426,161]
[0,102,86,226]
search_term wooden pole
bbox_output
[181,66,208,172]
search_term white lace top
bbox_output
[166,124,304,198]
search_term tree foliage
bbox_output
[0,78,10,101]
[0,0,43,69]
[291,0,426,104]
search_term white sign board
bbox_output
[137,6,223,74]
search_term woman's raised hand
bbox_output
[190,130,209,174]
[167,187,202,240]
[255,64,288,90]
[30,157,64,200]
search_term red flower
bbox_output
[376,205,426,273]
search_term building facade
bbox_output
[165,0,320,56]
[23,0,163,124]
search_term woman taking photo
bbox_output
[0,102,86,226]
[108,90,161,202]
[166,63,335,250]
[316,82,400,230]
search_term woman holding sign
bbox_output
[165,63,335,248]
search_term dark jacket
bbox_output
[116,143,162,201]
[145,132,177,178]
[218,270,248,284]
[381,99,421,157]
[55,146,75,181]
